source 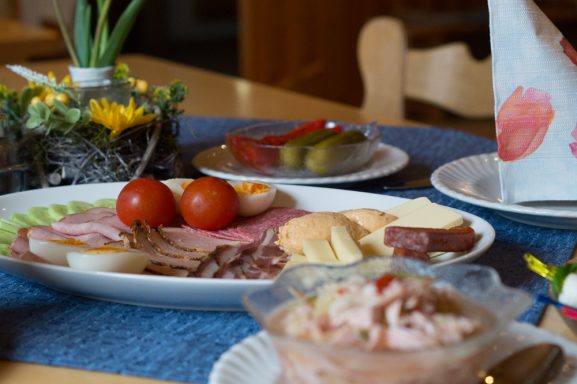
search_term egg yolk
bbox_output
[234,182,270,195]
[181,180,193,190]
[83,246,128,254]
[50,238,88,246]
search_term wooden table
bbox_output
[0,54,574,383]
[0,54,410,126]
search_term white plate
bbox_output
[0,183,494,310]
[192,143,409,185]
[208,322,577,384]
[431,153,577,229]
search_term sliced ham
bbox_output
[9,205,306,280]
[121,221,212,273]
[28,226,112,247]
[187,207,308,243]
[51,207,129,241]
[52,207,118,225]
[135,208,307,279]
[10,228,31,259]
[157,227,242,251]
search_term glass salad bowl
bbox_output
[225,120,380,177]
[243,257,532,384]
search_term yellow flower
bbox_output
[90,97,157,139]
[28,72,72,103]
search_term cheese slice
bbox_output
[359,203,463,257]
[385,197,432,218]
[283,254,308,270]
[303,239,338,263]
[331,226,363,263]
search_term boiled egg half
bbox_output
[29,237,89,266]
[229,181,277,217]
[66,246,149,274]
[161,178,194,213]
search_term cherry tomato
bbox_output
[180,176,239,230]
[116,178,176,227]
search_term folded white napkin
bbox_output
[489,0,577,203]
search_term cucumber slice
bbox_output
[94,199,117,209]
[0,229,15,244]
[67,201,93,214]
[27,207,53,225]
[10,213,36,228]
[48,204,69,221]
[0,244,9,256]
[0,219,21,234]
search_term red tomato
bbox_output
[116,178,176,227]
[180,177,239,230]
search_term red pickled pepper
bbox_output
[260,118,329,145]
[227,135,279,170]
[227,118,342,170]
[375,274,396,293]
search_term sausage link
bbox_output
[392,247,430,261]
[385,226,475,253]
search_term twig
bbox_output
[133,120,161,178]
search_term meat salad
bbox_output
[273,274,482,351]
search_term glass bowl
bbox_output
[244,257,532,384]
[225,120,380,177]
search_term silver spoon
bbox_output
[478,343,564,384]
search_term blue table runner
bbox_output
[0,116,575,383]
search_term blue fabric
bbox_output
[0,116,575,384]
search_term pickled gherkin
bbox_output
[305,130,367,174]
[280,129,337,169]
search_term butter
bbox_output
[359,203,463,257]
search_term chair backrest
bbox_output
[358,16,494,121]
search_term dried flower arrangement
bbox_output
[2,64,187,187]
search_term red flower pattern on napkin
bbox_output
[561,37,577,66]
[496,86,554,161]
[569,125,577,158]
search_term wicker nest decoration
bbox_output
[2,64,187,187]
[33,118,182,186]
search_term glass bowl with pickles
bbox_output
[225,119,381,177]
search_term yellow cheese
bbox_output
[359,203,463,257]
[385,197,432,218]
[283,254,308,270]
[331,226,363,263]
[303,239,338,263]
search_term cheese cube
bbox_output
[283,254,308,270]
[331,226,363,263]
[385,197,432,218]
[359,203,463,257]
[303,239,338,263]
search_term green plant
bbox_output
[52,0,147,68]
[26,99,91,134]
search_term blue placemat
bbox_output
[0,116,574,384]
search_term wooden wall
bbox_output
[238,0,577,108]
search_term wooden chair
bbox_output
[358,16,494,122]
